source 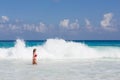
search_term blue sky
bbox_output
[0,0,120,40]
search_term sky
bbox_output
[0,0,120,40]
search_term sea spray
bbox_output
[0,39,120,60]
[0,39,30,59]
[42,39,100,59]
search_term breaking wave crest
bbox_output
[0,39,120,60]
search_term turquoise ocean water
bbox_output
[0,40,120,48]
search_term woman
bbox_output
[32,48,37,65]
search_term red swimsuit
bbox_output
[33,53,37,64]
[34,54,37,57]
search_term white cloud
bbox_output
[59,19,80,30]
[23,22,47,33]
[101,13,113,28]
[35,22,47,33]
[100,13,117,31]
[70,19,79,29]
[59,19,69,28]
[23,22,45,33]
[8,24,22,32]
[1,16,9,22]
[23,24,35,31]
[85,18,92,31]
[85,19,90,26]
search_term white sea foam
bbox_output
[0,39,120,60]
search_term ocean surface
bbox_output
[0,39,120,80]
